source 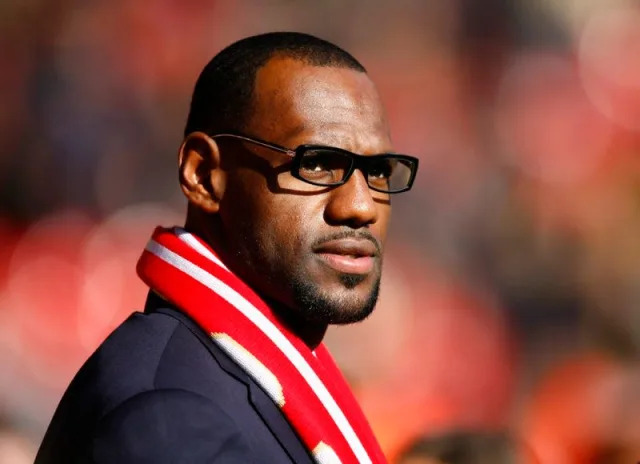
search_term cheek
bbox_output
[222,169,327,268]
[265,200,314,255]
[245,196,317,270]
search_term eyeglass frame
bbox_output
[209,132,419,194]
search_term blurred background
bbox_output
[1,0,640,462]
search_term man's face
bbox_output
[217,56,392,326]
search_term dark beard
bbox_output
[289,272,381,325]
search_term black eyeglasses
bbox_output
[210,133,419,194]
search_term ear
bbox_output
[178,132,226,214]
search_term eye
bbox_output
[298,147,351,185]
[297,149,350,184]
[299,151,331,173]
[368,158,394,180]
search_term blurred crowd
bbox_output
[1,0,640,462]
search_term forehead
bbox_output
[246,56,392,153]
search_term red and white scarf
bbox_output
[137,227,386,464]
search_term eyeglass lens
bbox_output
[297,148,414,192]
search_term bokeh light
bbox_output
[1,2,640,463]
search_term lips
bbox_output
[313,238,379,275]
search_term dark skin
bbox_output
[179,56,393,348]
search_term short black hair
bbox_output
[184,32,367,137]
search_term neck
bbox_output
[266,298,328,350]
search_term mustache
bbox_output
[310,229,382,257]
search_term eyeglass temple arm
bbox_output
[211,133,296,158]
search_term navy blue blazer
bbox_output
[36,292,314,463]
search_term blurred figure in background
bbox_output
[521,353,640,464]
[0,416,36,464]
[396,430,537,464]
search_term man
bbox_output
[36,32,418,463]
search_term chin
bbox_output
[290,272,381,325]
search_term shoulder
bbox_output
[74,310,183,405]
[38,307,308,463]
[65,308,247,411]
[90,388,252,463]
[38,309,255,462]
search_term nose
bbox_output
[324,170,380,227]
